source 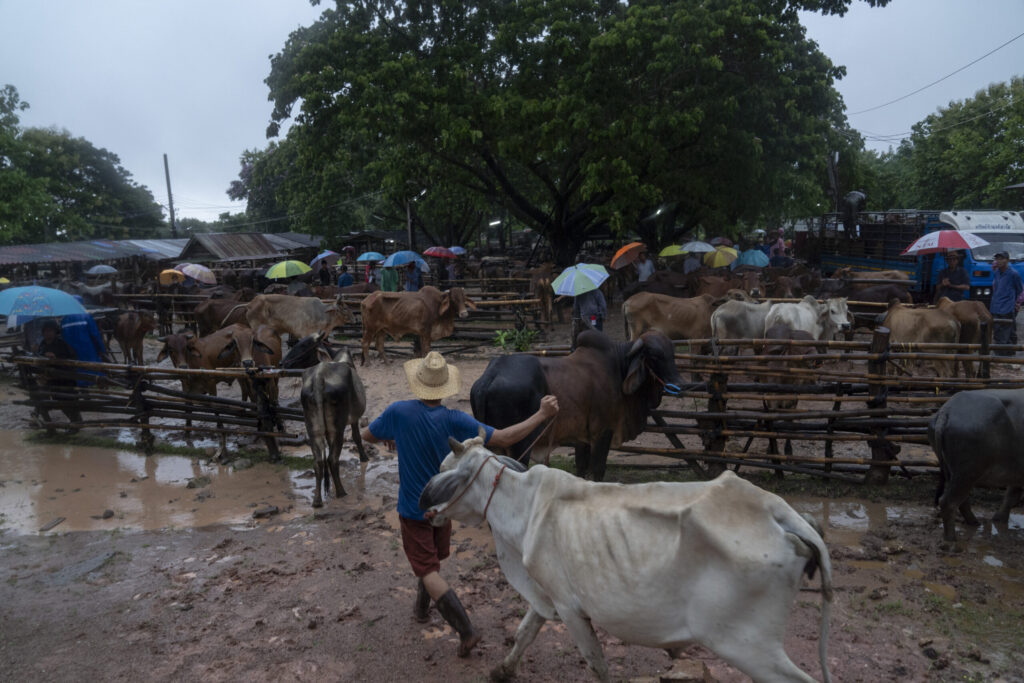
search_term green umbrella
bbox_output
[550,264,609,296]
[266,260,313,280]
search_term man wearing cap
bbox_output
[935,251,969,302]
[990,251,1022,354]
[360,352,558,658]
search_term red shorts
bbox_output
[400,516,452,577]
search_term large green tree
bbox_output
[0,84,165,245]
[253,0,886,263]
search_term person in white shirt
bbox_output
[635,251,655,282]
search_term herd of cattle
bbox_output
[39,262,1024,682]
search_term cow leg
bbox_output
[590,432,614,483]
[557,608,610,682]
[711,636,816,683]
[375,331,387,363]
[308,438,325,508]
[350,422,369,463]
[360,332,371,366]
[993,486,1023,523]
[490,607,546,682]
[574,443,591,479]
[328,437,346,498]
[938,478,979,541]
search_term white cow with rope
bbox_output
[420,432,834,683]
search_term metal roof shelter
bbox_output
[177,233,285,263]
[0,238,185,266]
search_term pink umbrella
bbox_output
[179,263,217,285]
[900,230,990,256]
[709,236,734,247]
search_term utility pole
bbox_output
[406,197,415,251]
[163,153,177,238]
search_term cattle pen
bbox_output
[529,328,1024,485]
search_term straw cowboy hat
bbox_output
[404,351,461,400]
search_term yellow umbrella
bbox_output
[266,260,313,279]
[159,269,186,285]
[659,244,686,258]
[703,246,738,268]
[0,277,10,284]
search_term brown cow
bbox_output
[882,301,961,377]
[622,293,716,343]
[242,294,353,339]
[832,267,910,291]
[218,324,283,405]
[113,311,156,364]
[935,297,994,378]
[193,298,248,336]
[360,286,476,363]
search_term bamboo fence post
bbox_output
[865,327,895,485]
[252,375,280,461]
[700,372,729,477]
[979,321,991,379]
[127,373,155,456]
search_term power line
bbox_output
[841,95,1018,146]
[848,29,1024,116]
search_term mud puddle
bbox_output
[0,431,401,535]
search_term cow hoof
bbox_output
[312,499,323,509]
[489,664,515,682]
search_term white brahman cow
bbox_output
[420,432,833,683]
[765,295,850,342]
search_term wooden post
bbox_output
[864,327,895,485]
[700,372,729,477]
[979,320,991,379]
[252,376,280,462]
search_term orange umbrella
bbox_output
[159,269,185,285]
[610,242,646,270]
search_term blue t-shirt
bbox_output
[369,400,494,520]
[991,266,1023,316]
[337,272,354,287]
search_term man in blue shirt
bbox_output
[361,352,558,658]
[404,262,422,291]
[336,265,354,288]
[989,251,1023,355]
[60,313,108,385]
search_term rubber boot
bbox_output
[414,578,431,623]
[435,589,481,657]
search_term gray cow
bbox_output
[300,346,369,506]
[929,389,1024,541]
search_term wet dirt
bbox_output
[3,313,1024,681]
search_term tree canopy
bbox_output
[243,0,883,263]
[0,84,166,245]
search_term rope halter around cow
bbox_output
[424,453,505,522]
[645,359,682,395]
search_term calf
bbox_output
[929,389,1024,541]
[421,438,833,683]
[300,347,369,506]
[114,310,156,364]
[218,324,283,405]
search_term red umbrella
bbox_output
[709,236,734,247]
[900,230,990,255]
[423,246,457,258]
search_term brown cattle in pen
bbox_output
[359,286,476,363]
[113,310,156,365]
[882,301,961,378]
[935,297,994,378]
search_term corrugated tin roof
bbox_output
[276,232,323,249]
[0,239,148,266]
[264,234,312,252]
[178,233,284,262]
[122,238,188,260]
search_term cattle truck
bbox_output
[806,209,1024,305]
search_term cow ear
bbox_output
[156,346,168,363]
[217,343,236,361]
[623,340,647,395]
[465,297,477,311]
[438,293,452,317]
[316,347,333,363]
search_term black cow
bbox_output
[929,389,1024,541]
[470,330,682,481]
[300,346,369,506]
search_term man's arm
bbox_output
[488,395,559,449]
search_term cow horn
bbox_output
[627,338,644,357]
[448,436,465,456]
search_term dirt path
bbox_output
[2,315,1024,681]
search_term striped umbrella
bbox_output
[265,260,313,280]
[550,264,608,296]
[180,263,217,285]
[703,246,738,268]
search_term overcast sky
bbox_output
[1,0,1022,226]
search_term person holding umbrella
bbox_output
[934,251,969,302]
[404,261,422,292]
[34,319,83,429]
[318,259,332,286]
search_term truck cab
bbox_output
[933,210,1024,305]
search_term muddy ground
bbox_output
[2,310,1024,682]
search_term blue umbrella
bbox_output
[309,250,340,267]
[550,264,609,296]
[736,249,770,267]
[381,250,430,272]
[449,246,467,255]
[85,264,118,276]
[1,286,87,326]
[357,251,385,262]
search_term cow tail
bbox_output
[782,512,833,683]
[929,409,950,507]
[220,303,248,329]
